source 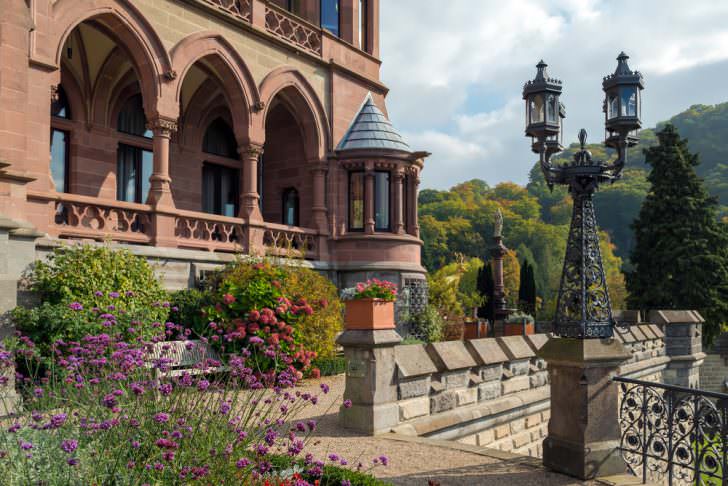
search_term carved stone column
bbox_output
[147,117,177,248]
[238,143,264,222]
[393,168,405,234]
[408,172,420,237]
[147,117,177,208]
[310,161,328,233]
[364,168,375,234]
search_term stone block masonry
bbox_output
[337,318,699,460]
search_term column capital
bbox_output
[147,116,178,137]
[308,161,329,174]
[239,143,264,158]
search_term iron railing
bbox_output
[614,376,728,485]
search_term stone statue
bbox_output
[494,208,503,238]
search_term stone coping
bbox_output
[615,324,665,344]
[648,309,704,324]
[496,336,535,360]
[395,344,438,378]
[391,386,549,437]
[466,338,509,365]
[427,341,478,371]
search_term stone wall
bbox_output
[380,324,670,459]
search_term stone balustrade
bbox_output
[339,314,701,460]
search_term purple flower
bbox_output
[236,458,251,469]
[102,394,117,408]
[49,413,67,429]
[109,292,120,299]
[158,383,172,396]
[61,439,78,454]
[248,336,264,345]
[378,455,389,466]
[94,291,103,297]
[130,440,141,449]
[67,457,79,466]
[341,481,351,486]
[328,453,340,462]
[153,413,170,424]
[320,383,330,394]
[68,302,83,311]
[19,441,32,451]
[219,401,231,415]
[197,379,210,391]
[343,399,353,409]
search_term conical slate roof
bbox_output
[336,93,411,152]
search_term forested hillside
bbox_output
[419,102,728,315]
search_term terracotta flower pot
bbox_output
[504,319,535,336]
[344,298,395,330]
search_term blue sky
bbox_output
[379,0,728,189]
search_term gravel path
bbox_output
[291,375,594,486]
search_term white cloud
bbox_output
[380,0,728,189]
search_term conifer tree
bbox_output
[519,259,537,314]
[477,261,495,321]
[627,124,728,344]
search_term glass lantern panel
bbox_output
[621,87,637,117]
[529,95,544,123]
[546,95,557,122]
[608,95,618,119]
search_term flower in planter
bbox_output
[347,279,398,302]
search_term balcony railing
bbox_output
[614,375,728,485]
[29,192,153,244]
[264,2,322,56]
[263,222,319,260]
[203,0,252,21]
[175,210,248,253]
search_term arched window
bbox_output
[117,94,152,138]
[282,188,299,226]
[50,85,71,193]
[203,118,238,158]
[116,93,153,204]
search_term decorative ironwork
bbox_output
[203,0,252,22]
[523,54,644,338]
[265,5,322,56]
[615,376,728,486]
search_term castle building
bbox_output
[0,0,428,299]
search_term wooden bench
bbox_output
[145,340,225,379]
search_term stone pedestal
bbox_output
[336,329,402,435]
[538,337,630,480]
[649,310,705,388]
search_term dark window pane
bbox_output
[141,149,153,203]
[359,0,367,50]
[117,94,151,138]
[374,171,390,231]
[349,171,364,230]
[51,86,71,119]
[203,118,238,158]
[117,145,137,202]
[282,188,299,226]
[50,129,69,193]
[202,163,239,216]
[403,174,410,229]
[321,0,340,36]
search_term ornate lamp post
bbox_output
[525,53,644,480]
[523,53,643,338]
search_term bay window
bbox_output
[374,171,390,231]
[348,171,364,231]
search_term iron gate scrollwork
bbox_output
[614,376,728,485]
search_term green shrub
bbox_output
[12,244,169,356]
[311,356,347,376]
[406,305,445,343]
[169,288,213,333]
[268,455,391,485]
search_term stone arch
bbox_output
[50,1,171,119]
[258,66,330,160]
[59,63,87,124]
[183,92,236,150]
[170,31,261,144]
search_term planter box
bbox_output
[504,320,535,336]
[463,320,489,339]
[344,298,395,330]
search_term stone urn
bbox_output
[344,298,395,330]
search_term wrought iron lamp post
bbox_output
[527,54,644,480]
[523,52,644,339]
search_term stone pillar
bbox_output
[364,169,375,234]
[490,240,508,321]
[239,144,264,222]
[250,0,266,29]
[407,173,420,237]
[393,169,405,234]
[649,310,705,388]
[336,328,402,434]
[147,118,178,248]
[538,338,630,480]
[147,118,176,208]
[309,161,328,233]
[339,0,357,46]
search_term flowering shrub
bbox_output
[12,245,169,357]
[0,306,386,485]
[348,279,398,302]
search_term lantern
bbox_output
[602,52,644,147]
[522,60,563,152]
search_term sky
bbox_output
[379,0,728,190]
